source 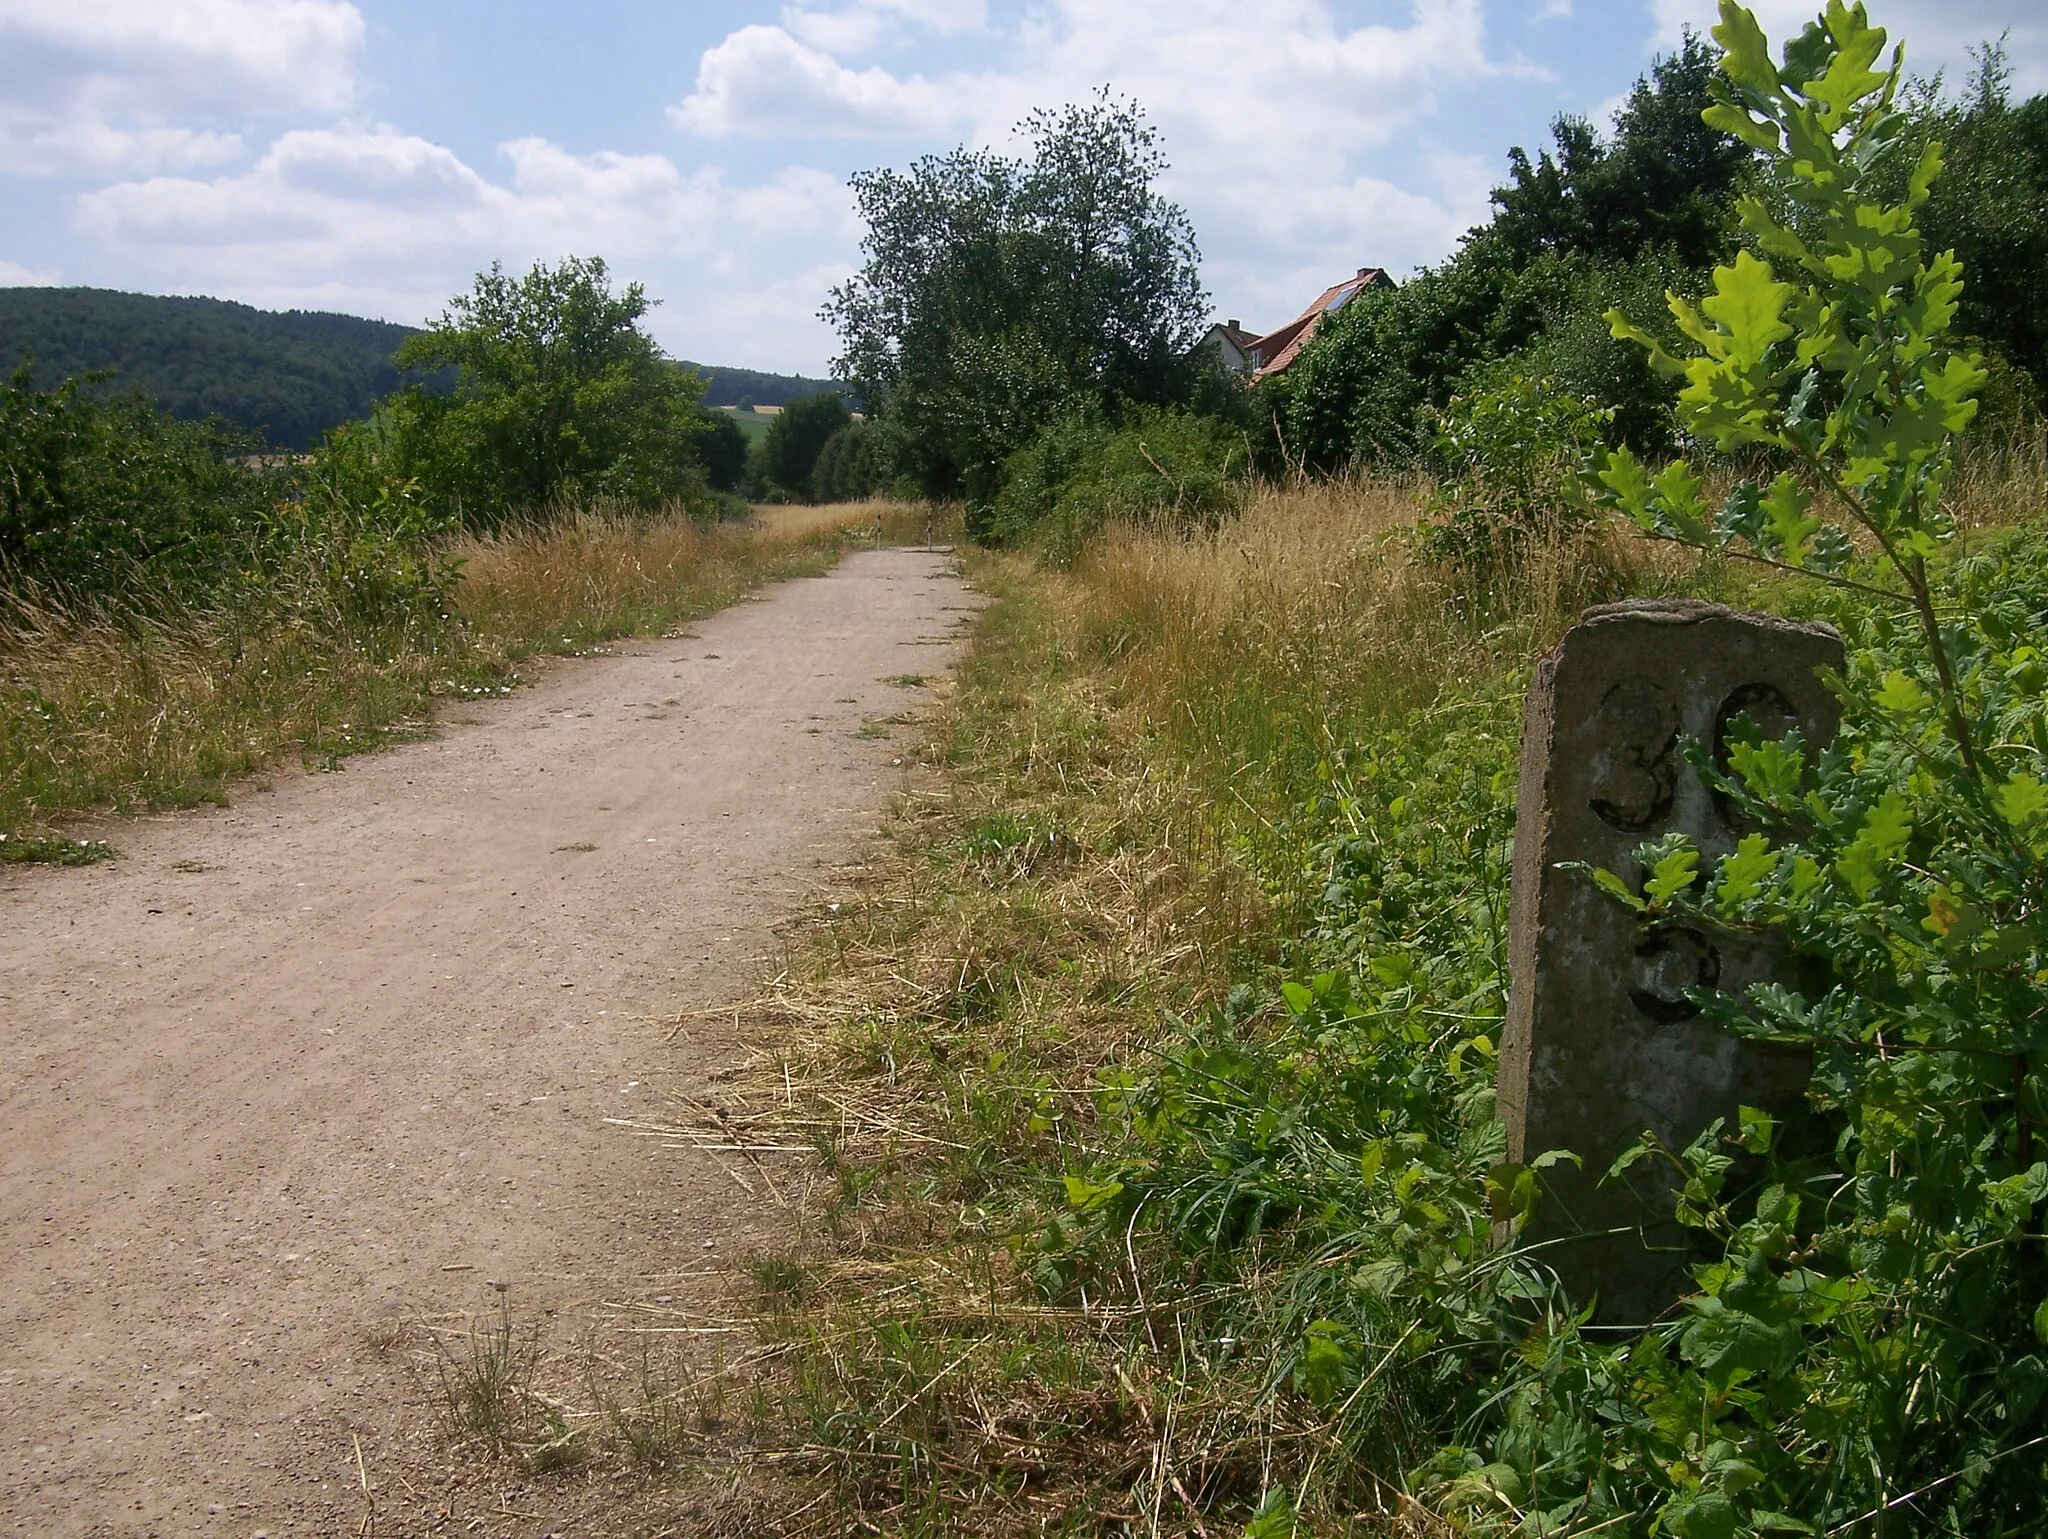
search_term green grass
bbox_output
[708,455,2048,1535]
[712,404,772,445]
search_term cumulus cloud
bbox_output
[783,0,989,54]
[671,0,1503,329]
[670,24,955,138]
[0,0,364,175]
[678,0,1495,151]
[1651,1,2048,96]
[73,127,855,364]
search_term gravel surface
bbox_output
[0,549,976,1536]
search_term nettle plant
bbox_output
[1479,3,2048,1534]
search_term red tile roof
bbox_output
[1247,267,1392,381]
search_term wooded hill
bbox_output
[687,361,839,410]
[0,288,428,451]
[0,286,837,450]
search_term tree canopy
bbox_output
[757,393,852,501]
[1919,44,2048,400]
[826,94,1208,511]
[386,257,708,523]
[1492,32,1749,269]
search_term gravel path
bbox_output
[0,549,975,1536]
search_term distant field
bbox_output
[713,405,772,445]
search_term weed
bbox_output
[0,832,114,865]
[697,469,1757,1530]
[594,1348,709,1472]
[883,674,930,688]
[430,1291,583,1470]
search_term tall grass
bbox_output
[691,477,1695,1533]
[720,451,2048,1535]
[1046,476,1702,895]
[0,503,890,836]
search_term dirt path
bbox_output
[0,550,976,1537]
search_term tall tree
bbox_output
[389,257,706,524]
[1919,43,2048,396]
[1492,31,1751,268]
[757,393,852,501]
[826,94,1208,508]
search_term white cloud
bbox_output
[680,0,1497,151]
[670,25,955,138]
[1651,1,2048,97]
[783,0,989,53]
[71,128,856,367]
[672,0,1503,332]
[0,255,61,284]
[0,0,364,175]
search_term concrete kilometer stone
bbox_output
[1500,600,1842,1324]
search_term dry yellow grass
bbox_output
[674,475,1704,1536]
[697,452,2048,1530]
[0,504,888,837]
[451,503,873,650]
[755,499,965,546]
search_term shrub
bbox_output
[983,406,1246,560]
[694,408,751,493]
[810,419,887,502]
[1458,4,2048,1530]
[1420,360,1612,582]
[384,257,711,526]
[0,358,278,602]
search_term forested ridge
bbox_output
[0,285,834,451]
[0,288,430,451]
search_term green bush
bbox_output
[1054,7,2048,1534]
[983,405,1245,560]
[273,421,462,641]
[810,419,887,502]
[1280,245,1699,475]
[1420,360,1612,580]
[0,359,278,600]
[694,407,751,493]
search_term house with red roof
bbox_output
[1227,266,1394,382]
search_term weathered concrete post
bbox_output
[1500,600,1842,1323]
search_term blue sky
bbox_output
[0,1,2039,374]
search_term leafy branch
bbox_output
[1591,0,1990,781]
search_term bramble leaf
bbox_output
[1738,1104,1777,1155]
[1062,1174,1124,1213]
